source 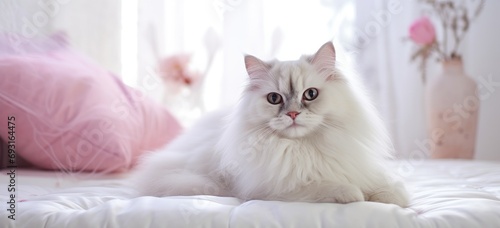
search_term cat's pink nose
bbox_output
[287,111,300,120]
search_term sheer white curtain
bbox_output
[352,0,426,159]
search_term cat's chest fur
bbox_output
[220,133,352,199]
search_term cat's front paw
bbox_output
[319,183,364,204]
[368,182,409,207]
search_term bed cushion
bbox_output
[0,160,499,227]
[0,34,182,173]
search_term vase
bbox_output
[424,58,479,159]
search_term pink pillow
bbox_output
[0,43,182,173]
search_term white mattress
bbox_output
[1,160,499,228]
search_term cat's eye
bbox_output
[267,92,283,105]
[303,88,319,101]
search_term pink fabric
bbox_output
[0,36,182,173]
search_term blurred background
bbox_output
[1,0,499,160]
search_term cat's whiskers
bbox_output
[246,123,277,140]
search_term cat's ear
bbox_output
[244,55,270,79]
[308,41,336,80]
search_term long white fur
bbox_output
[131,42,409,207]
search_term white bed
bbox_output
[1,159,499,228]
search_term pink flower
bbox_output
[409,17,436,45]
[158,54,201,90]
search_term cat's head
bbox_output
[243,42,357,139]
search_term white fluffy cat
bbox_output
[132,42,409,207]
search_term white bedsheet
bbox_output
[1,160,499,228]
